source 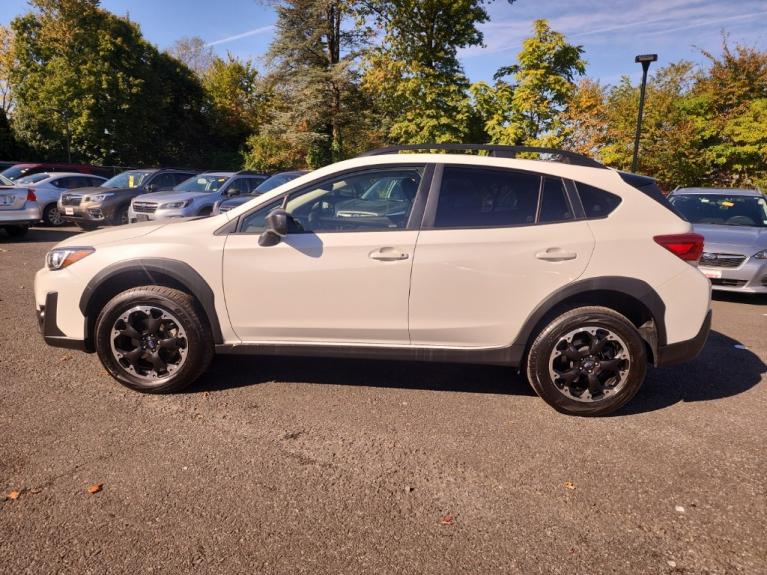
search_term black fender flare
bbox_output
[79,258,224,344]
[511,276,667,359]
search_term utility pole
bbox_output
[632,54,658,173]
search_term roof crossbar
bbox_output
[358,144,606,169]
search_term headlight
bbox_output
[83,193,113,202]
[46,247,95,270]
[754,250,767,260]
[159,200,191,209]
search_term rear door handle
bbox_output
[369,247,409,261]
[536,248,577,262]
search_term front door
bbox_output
[223,165,427,344]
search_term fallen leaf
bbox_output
[674,505,685,513]
[439,515,454,526]
[7,490,21,500]
[60,355,73,362]
[563,481,576,490]
[87,484,103,494]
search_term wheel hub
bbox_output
[548,327,631,403]
[110,305,188,384]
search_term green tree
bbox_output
[255,0,367,168]
[10,0,211,166]
[0,25,14,115]
[472,19,585,147]
[361,0,489,144]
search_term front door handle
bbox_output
[536,248,577,262]
[369,247,409,261]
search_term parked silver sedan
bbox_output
[668,187,767,293]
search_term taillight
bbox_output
[654,233,704,262]
[26,189,37,201]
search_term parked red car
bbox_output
[1,162,114,181]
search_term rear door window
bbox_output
[434,166,541,228]
[538,177,574,223]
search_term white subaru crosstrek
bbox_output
[34,146,711,416]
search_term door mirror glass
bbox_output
[258,208,290,246]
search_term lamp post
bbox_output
[631,53,657,172]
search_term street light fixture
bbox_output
[631,53,657,172]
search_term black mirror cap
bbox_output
[258,208,290,247]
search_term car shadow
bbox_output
[614,330,766,415]
[0,226,82,243]
[188,330,764,415]
[188,354,535,397]
[712,291,767,306]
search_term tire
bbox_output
[526,306,647,417]
[77,222,98,231]
[43,203,65,226]
[112,205,129,226]
[94,286,214,393]
[3,225,29,238]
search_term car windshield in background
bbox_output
[175,175,230,192]
[1,165,35,181]
[253,173,300,194]
[669,194,767,228]
[16,173,50,185]
[102,170,153,189]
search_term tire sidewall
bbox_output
[527,310,647,416]
[95,289,208,393]
[44,203,63,226]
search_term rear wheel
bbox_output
[526,306,647,416]
[94,286,214,393]
[43,203,65,226]
[2,225,29,238]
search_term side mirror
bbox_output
[258,208,290,247]
[145,183,156,193]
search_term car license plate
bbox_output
[64,207,74,215]
[699,267,722,279]
[135,214,149,221]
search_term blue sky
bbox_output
[3,0,766,85]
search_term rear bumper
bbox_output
[0,204,42,225]
[37,291,89,351]
[656,309,711,367]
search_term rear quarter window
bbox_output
[575,183,622,219]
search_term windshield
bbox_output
[16,173,50,185]
[669,194,767,228]
[2,165,41,181]
[174,174,231,192]
[102,170,154,189]
[253,173,301,195]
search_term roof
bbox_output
[672,187,763,197]
[198,171,235,177]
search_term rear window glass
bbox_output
[575,183,622,218]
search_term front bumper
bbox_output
[60,204,108,223]
[0,204,42,225]
[37,291,89,351]
[699,259,767,294]
[656,309,711,367]
[128,206,194,223]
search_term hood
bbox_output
[693,223,767,253]
[55,220,167,248]
[60,186,104,198]
[133,190,212,204]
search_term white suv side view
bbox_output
[34,146,712,416]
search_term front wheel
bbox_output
[526,306,647,416]
[111,205,129,226]
[94,286,214,393]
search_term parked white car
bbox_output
[34,146,711,416]
[16,172,107,226]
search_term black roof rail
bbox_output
[358,144,606,169]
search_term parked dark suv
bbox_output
[59,168,198,229]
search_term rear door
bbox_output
[408,165,595,348]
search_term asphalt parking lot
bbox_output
[1,226,765,574]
